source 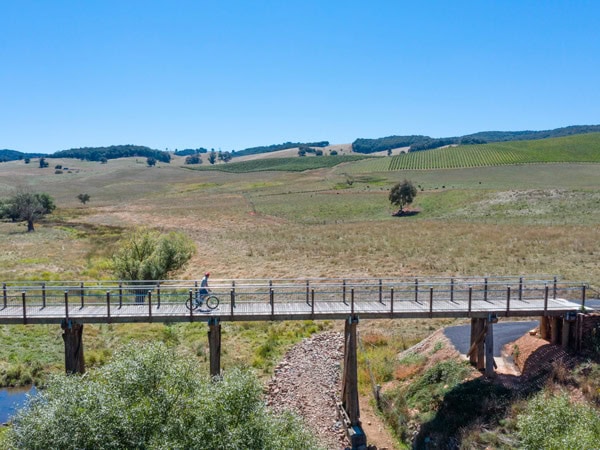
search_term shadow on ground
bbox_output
[412,343,578,449]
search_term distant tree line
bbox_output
[49,145,171,163]
[297,146,324,156]
[0,149,45,162]
[352,135,431,154]
[174,147,208,156]
[353,125,600,154]
[459,125,600,143]
[3,125,600,163]
[232,141,329,158]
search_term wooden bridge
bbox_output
[0,276,590,449]
[0,276,588,324]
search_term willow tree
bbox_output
[5,343,319,449]
[112,228,196,281]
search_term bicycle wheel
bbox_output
[205,295,219,310]
[185,297,200,311]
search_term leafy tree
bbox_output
[389,179,417,214]
[185,154,202,164]
[77,193,90,204]
[208,150,216,165]
[146,156,157,167]
[5,342,320,450]
[112,228,195,280]
[50,145,171,163]
[0,189,56,232]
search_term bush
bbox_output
[6,342,320,449]
[517,391,600,449]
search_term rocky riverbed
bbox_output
[266,331,350,449]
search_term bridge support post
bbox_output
[485,315,496,378]
[540,316,550,339]
[475,318,485,371]
[339,315,367,449]
[467,318,486,370]
[469,319,478,365]
[208,318,221,378]
[61,320,85,375]
[550,317,561,345]
[561,318,571,350]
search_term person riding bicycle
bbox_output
[196,272,211,306]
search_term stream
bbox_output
[0,386,36,424]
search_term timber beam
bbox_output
[467,315,497,377]
[208,317,221,378]
[61,319,85,374]
[339,314,367,449]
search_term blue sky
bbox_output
[1,1,599,153]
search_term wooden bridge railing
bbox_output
[0,276,590,324]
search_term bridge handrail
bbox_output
[0,274,564,288]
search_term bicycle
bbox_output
[185,291,220,311]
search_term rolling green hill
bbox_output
[349,133,600,172]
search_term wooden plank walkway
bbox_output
[0,277,588,324]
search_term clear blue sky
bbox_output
[2,1,599,153]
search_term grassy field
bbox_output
[1,145,599,445]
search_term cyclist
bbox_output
[196,272,211,307]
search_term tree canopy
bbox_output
[4,342,320,450]
[389,179,417,214]
[111,229,195,280]
[232,141,329,158]
[50,145,171,163]
[0,189,56,232]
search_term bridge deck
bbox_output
[0,277,588,324]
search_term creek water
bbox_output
[0,386,36,424]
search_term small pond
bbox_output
[0,386,37,424]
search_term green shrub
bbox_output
[517,391,600,449]
[405,360,471,412]
[5,342,321,449]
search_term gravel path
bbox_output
[266,331,350,449]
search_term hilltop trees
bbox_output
[51,145,171,163]
[389,179,417,215]
[184,153,203,164]
[0,189,56,231]
[208,150,217,165]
